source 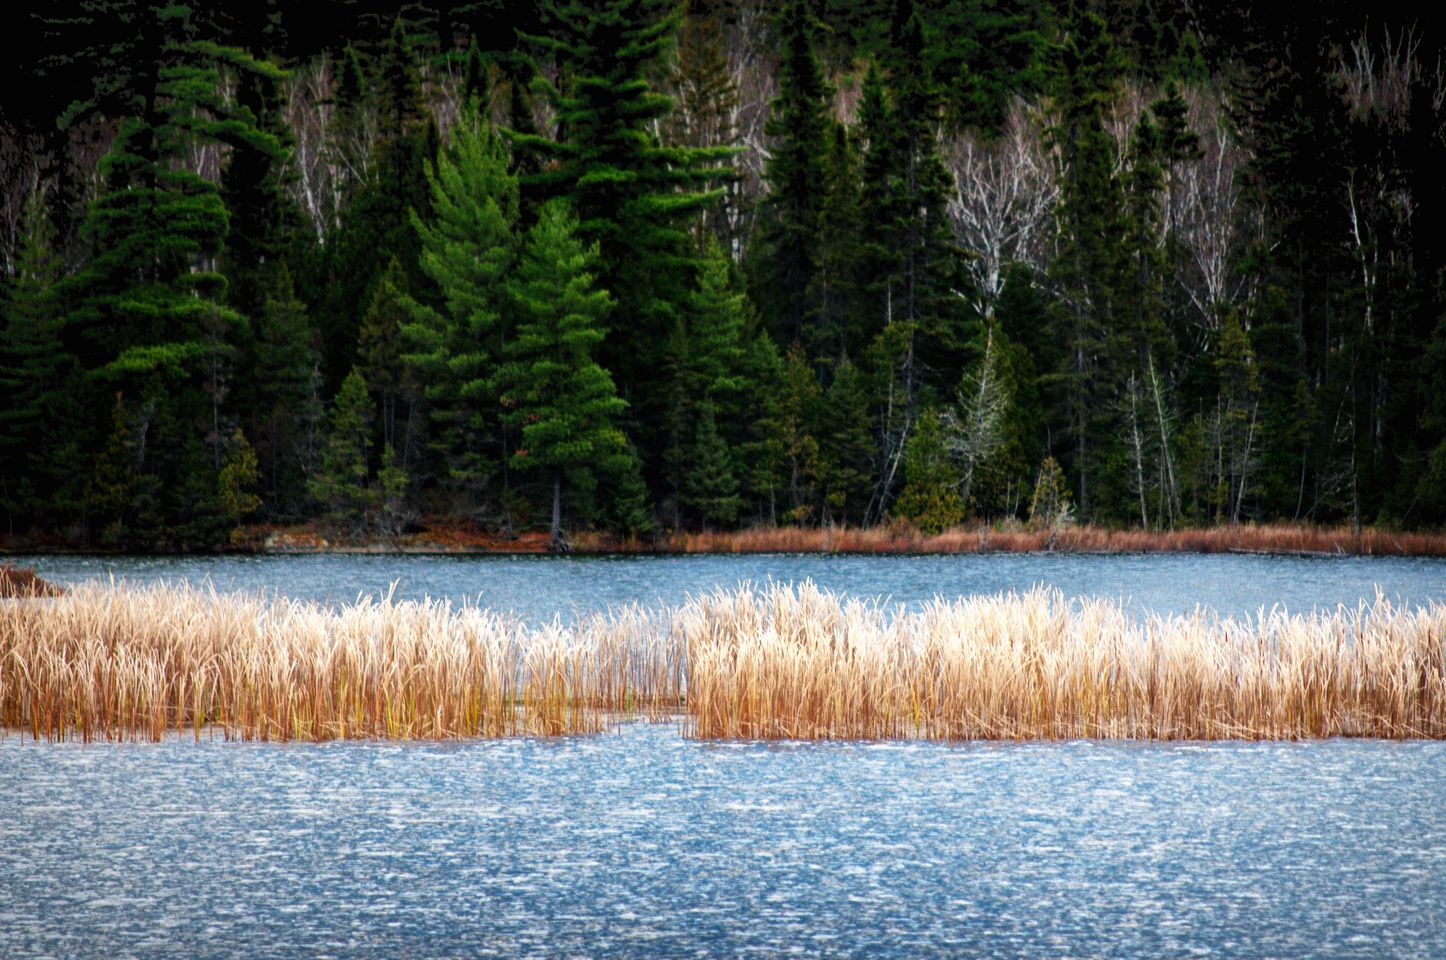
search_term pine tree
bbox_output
[514,0,731,480]
[752,0,832,347]
[62,7,283,540]
[404,104,519,518]
[500,200,628,549]
[681,403,741,527]
[310,367,376,533]
[892,406,964,534]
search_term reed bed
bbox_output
[0,581,680,742]
[3,580,1443,742]
[681,583,1446,741]
[667,522,1446,557]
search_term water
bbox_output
[5,552,1446,957]
[14,550,1446,619]
[2,726,1444,958]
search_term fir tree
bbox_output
[310,367,376,534]
[752,0,832,347]
[405,104,519,518]
[500,200,628,549]
[892,406,964,535]
[514,0,731,479]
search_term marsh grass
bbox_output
[3,580,1443,742]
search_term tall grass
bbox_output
[3,581,1443,742]
[661,522,1446,557]
[0,581,679,742]
[681,583,1446,741]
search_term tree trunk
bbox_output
[550,471,566,552]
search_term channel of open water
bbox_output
[3,552,1445,957]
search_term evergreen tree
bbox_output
[62,7,282,544]
[751,0,832,347]
[1047,10,1128,518]
[681,403,741,527]
[310,367,376,533]
[358,257,409,452]
[774,342,824,523]
[811,122,865,367]
[514,0,731,480]
[404,104,519,519]
[892,406,963,534]
[820,359,876,525]
[500,200,629,549]
[0,191,78,531]
[322,19,437,387]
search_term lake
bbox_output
[14,550,1446,619]
[4,552,1445,958]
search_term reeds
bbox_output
[681,583,1446,741]
[0,581,679,742]
[3,580,1443,742]
[664,522,1446,557]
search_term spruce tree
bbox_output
[681,403,741,528]
[752,0,833,347]
[310,367,376,534]
[892,406,964,535]
[322,19,437,387]
[500,200,629,549]
[405,105,519,518]
[1047,11,1128,518]
[513,0,731,480]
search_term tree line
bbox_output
[1,0,1443,549]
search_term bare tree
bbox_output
[942,99,1059,316]
[1171,89,1259,341]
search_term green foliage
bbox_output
[514,0,731,479]
[893,407,964,535]
[751,0,833,347]
[500,200,628,542]
[217,428,262,529]
[681,403,741,528]
[1028,456,1074,531]
[310,367,376,533]
[405,105,519,517]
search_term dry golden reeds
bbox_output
[2,580,1443,743]
[661,522,1446,557]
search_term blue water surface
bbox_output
[14,550,1446,619]
[2,725,1443,959]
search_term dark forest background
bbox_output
[2,0,1444,548]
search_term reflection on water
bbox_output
[15,550,1446,619]
[2,725,1443,958]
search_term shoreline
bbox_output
[4,522,1446,558]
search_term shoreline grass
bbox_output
[7,521,1446,558]
[6,581,1445,743]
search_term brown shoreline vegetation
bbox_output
[0,563,63,598]
[3,581,1443,743]
[10,520,1443,557]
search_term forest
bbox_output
[1,0,1443,550]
